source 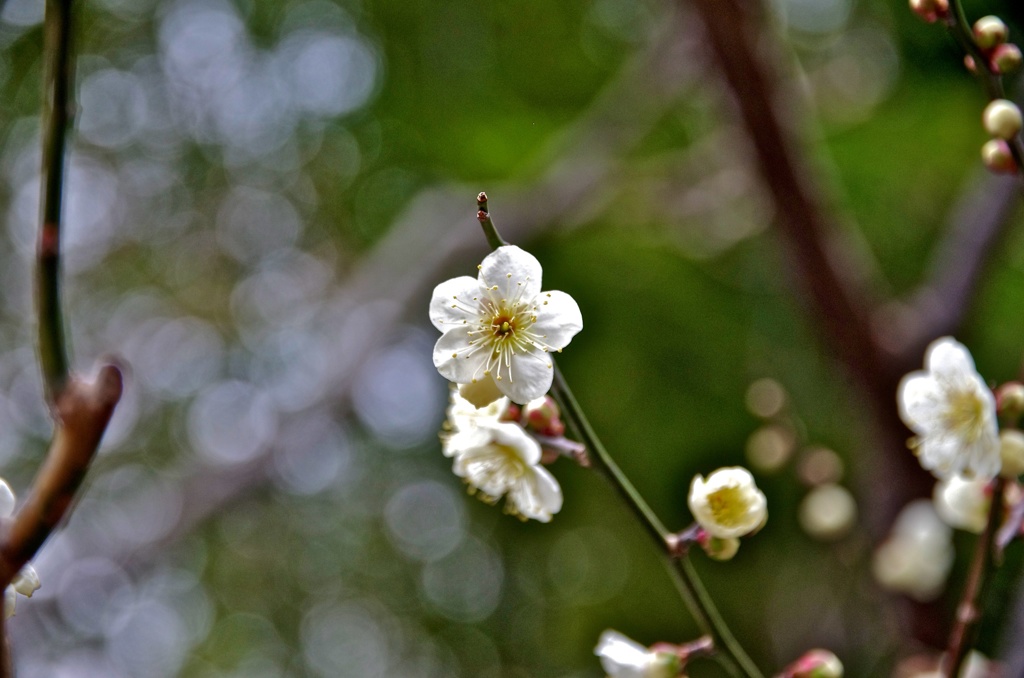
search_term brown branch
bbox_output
[941,478,1005,677]
[688,0,884,392]
[0,365,122,587]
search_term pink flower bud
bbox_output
[522,396,564,436]
[981,139,1017,174]
[909,0,948,23]
[991,43,1023,75]
[784,649,844,678]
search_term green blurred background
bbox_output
[0,0,1022,675]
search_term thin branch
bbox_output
[941,478,1006,678]
[0,366,122,587]
[36,0,75,402]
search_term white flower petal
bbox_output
[429,276,482,332]
[501,349,554,405]
[595,630,651,677]
[433,327,489,384]
[926,337,977,380]
[488,421,541,466]
[507,464,562,522]
[898,373,947,433]
[478,246,542,302]
[530,290,583,350]
[934,476,989,533]
[12,565,39,598]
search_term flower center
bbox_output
[706,486,748,527]
[943,389,987,442]
[493,316,515,336]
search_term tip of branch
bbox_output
[477,191,488,209]
[56,362,124,429]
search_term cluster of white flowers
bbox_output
[431,245,584,522]
[442,390,563,522]
[0,479,39,618]
[594,630,682,678]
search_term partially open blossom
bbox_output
[688,467,767,539]
[430,245,583,404]
[449,420,562,522]
[898,337,1000,480]
[872,500,953,601]
[0,479,39,618]
[934,475,990,534]
[594,630,681,678]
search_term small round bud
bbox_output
[991,43,1023,75]
[785,649,844,678]
[1000,430,1024,478]
[522,395,563,436]
[997,382,1024,415]
[981,139,1017,173]
[964,55,978,73]
[973,16,1009,51]
[909,0,948,22]
[983,99,1023,139]
[701,535,740,561]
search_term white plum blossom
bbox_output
[448,420,562,522]
[441,388,511,457]
[594,630,681,678]
[688,467,767,539]
[872,500,953,601]
[0,479,39,618]
[430,245,583,404]
[933,475,990,534]
[898,337,1000,480]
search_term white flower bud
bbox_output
[981,138,1017,174]
[983,99,1023,140]
[688,467,767,539]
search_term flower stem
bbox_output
[941,477,1006,678]
[37,0,75,402]
[476,197,763,678]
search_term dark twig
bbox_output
[941,479,1006,678]
[0,0,123,672]
[36,0,75,403]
